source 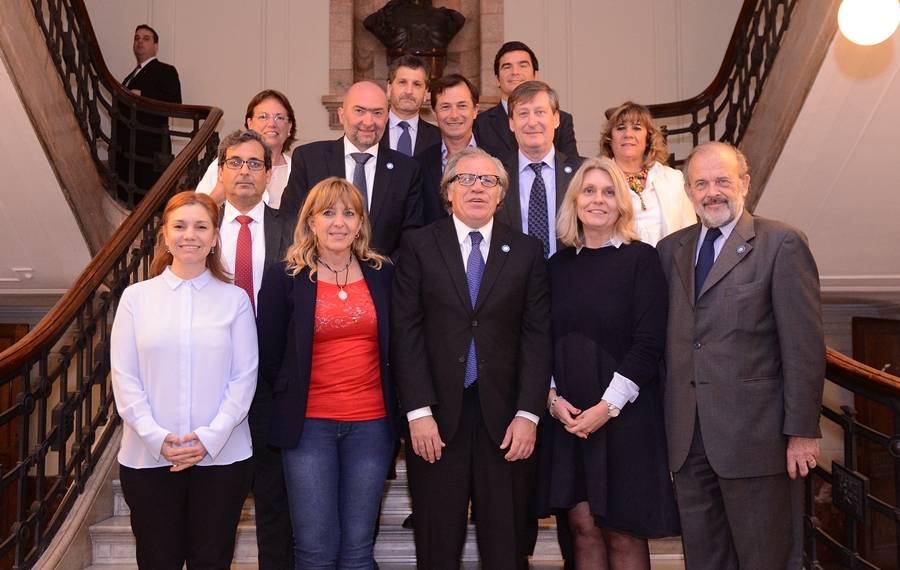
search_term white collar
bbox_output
[223,200,266,224]
[343,135,380,159]
[518,146,556,172]
[162,266,212,290]
[452,215,494,245]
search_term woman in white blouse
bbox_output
[196,89,296,209]
[110,191,258,569]
[599,102,696,246]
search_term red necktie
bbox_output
[235,215,255,313]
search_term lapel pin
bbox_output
[501,245,510,252]
[564,166,572,174]
[737,245,746,254]
[386,162,394,170]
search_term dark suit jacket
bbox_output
[474,102,578,158]
[657,210,825,479]
[257,260,399,449]
[391,217,552,447]
[280,137,424,258]
[496,151,585,254]
[415,142,448,225]
[219,204,295,274]
[379,118,442,156]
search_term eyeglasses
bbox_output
[253,113,289,124]
[455,173,501,188]
[223,158,266,171]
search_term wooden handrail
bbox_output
[0,110,220,379]
[826,346,900,399]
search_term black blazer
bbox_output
[378,118,442,156]
[257,260,399,449]
[496,151,585,253]
[474,103,578,158]
[414,142,449,225]
[123,59,182,126]
[280,138,424,258]
[391,217,552,446]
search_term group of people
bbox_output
[110,32,826,570]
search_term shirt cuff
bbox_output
[601,372,640,410]
[407,406,433,422]
[516,410,540,425]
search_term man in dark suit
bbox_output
[416,74,481,225]
[281,81,423,258]
[657,141,825,570]
[392,147,552,569]
[379,55,441,156]
[115,25,182,202]
[474,41,577,158]
[216,129,297,570]
[497,81,584,259]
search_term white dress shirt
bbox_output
[343,136,379,211]
[111,268,258,468]
[387,110,421,151]
[220,200,267,309]
[517,147,559,257]
[407,215,540,426]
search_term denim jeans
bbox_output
[282,417,394,570]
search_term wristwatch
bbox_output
[607,402,621,418]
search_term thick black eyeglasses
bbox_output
[223,158,266,171]
[455,173,501,188]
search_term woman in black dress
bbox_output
[541,156,679,569]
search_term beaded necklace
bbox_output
[624,168,649,211]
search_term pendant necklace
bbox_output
[317,255,353,300]
[624,168,649,211]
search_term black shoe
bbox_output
[373,562,380,570]
[402,513,414,529]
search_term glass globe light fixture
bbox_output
[838,0,900,46]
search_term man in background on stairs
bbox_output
[380,55,442,157]
[657,141,825,570]
[115,25,182,204]
[217,129,297,570]
[475,41,577,159]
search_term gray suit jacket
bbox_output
[657,210,825,479]
[496,151,584,255]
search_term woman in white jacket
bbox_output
[600,102,696,246]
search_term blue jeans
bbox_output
[282,417,394,570]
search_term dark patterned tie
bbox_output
[464,231,485,388]
[528,162,550,258]
[694,227,722,302]
[350,152,373,210]
[234,215,255,313]
[397,121,413,156]
[123,64,142,87]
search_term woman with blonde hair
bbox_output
[538,157,679,569]
[257,177,399,569]
[111,191,257,569]
[600,101,695,246]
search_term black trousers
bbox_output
[406,384,536,570]
[249,379,295,570]
[120,459,252,570]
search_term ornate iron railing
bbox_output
[805,349,900,569]
[647,0,797,167]
[0,1,222,568]
[30,0,219,207]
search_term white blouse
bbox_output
[111,268,258,469]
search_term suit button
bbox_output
[472,320,478,327]
[459,356,465,363]
[690,381,696,387]
[693,341,701,349]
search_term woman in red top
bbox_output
[257,177,398,569]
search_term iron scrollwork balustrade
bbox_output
[804,349,900,570]
[647,0,797,168]
[29,0,219,207]
[0,0,222,568]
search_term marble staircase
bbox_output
[84,456,684,569]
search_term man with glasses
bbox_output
[392,147,552,569]
[281,81,424,258]
[217,129,297,570]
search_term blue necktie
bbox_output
[528,162,550,258]
[350,152,372,210]
[464,231,485,388]
[695,227,722,302]
[397,121,413,156]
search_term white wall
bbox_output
[85,0,742,157]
